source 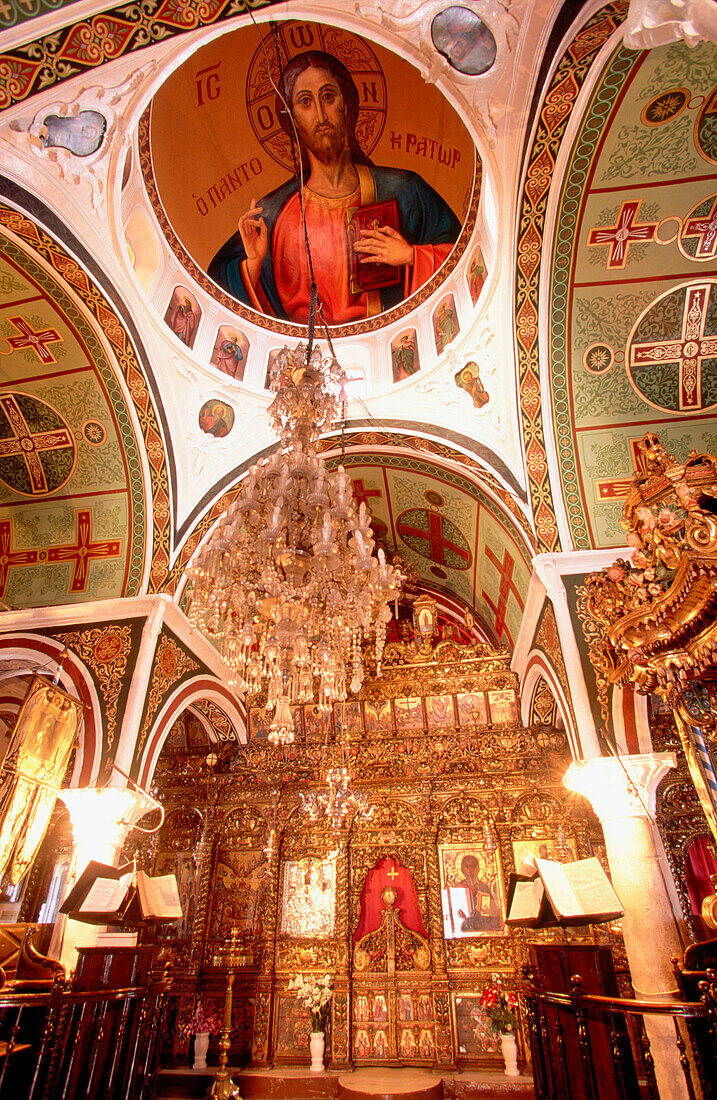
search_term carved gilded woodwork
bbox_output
[157,807,204,849]
[577,433,717,841]
[332,987,350,1063]
[150,635,609,1069]
[221,805,268,839]
[353,799,427,832]
[438,796,492,828]
[654,711,717,942]
[276,941,338,972]
[353,891,431,975]
[251,987,271,1063]
[511,791,565,822]
[578,434,717,703]
[445,937,516,972]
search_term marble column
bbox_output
[564,753,689,1100]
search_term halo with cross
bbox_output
[245,20,387,171]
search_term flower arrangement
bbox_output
[288,973,333,1033]
[480,977,518,1035]
[180,1001,222,1037]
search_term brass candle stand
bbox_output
[207,928,245,1100]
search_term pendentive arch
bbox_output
[0,182,172,598]
[520,651,578,757]
[171,426,536,646]
[137,675,246,788]
[0,635,102,786]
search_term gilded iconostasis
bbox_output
[134,636,615,1071]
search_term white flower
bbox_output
[290,972,333,1012]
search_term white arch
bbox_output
[137,675,246,788]
[520,651,578,757]
[0,636,103,785]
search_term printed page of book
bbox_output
[136,872,183,919]
[508,877,544,921]
[535,858,582,918]
[78,872,133,914]
[536,857,622,920]
[562,857,622,917]
[449,885,473,916]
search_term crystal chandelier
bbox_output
[299,765,373,830]
[187,342,403,745]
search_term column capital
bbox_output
[532,554,565,601]
[563,752,677,821]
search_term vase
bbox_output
[309,1030,325,1072]
[193,1031,210,1069]
[500,1030,519,1076]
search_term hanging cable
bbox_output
[247,13,347,371]
[248,16,318,299]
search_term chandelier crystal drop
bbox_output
[187,342,403,746]
[299,766,373,831]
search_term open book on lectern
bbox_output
[60,860,182,925]
[505,856,623,928]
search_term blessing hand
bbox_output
[238,198,268,286]
[354,225,414,267]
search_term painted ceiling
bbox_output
[321,452,532,647]
[0,0,715,647]
[549,36,717,549]
[0,212,154,605]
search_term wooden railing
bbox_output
[0,964,171,1100]
[523,974,717,1100]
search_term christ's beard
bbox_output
[304,124,348,166]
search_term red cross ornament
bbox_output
[397,510,471,568]
[482,547,524,644]
[683,195,717,260]
[587,200,657,269]
[0,521,38,598]
[351,479,381,508]
[47,510,122,592]
[630,283,717,411]
[5,316,63,365]
[0,394,74,495]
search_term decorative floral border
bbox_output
[514,2,628,553]
[0,203,172,592]
[0,0,284,110]
[549,44,642,548]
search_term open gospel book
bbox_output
[60,861,182,925]
[505,856,623,928]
